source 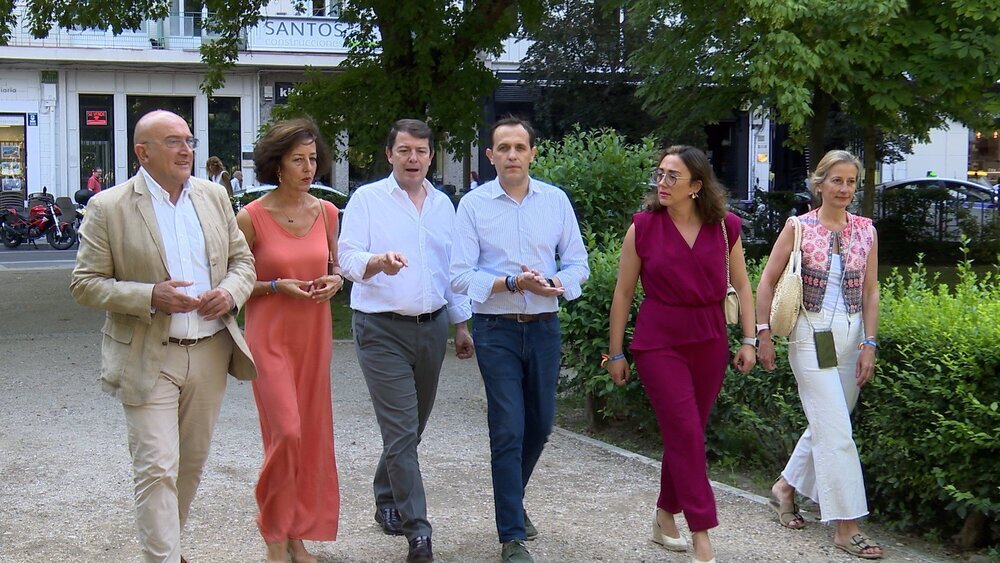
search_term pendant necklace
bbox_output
[280,197,304,223]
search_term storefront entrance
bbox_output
[0,114,27,194]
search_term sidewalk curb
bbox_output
[551,426,955,563]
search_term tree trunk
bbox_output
[862,123,878,218]
[585,391,607,431]
[807,88,833,174]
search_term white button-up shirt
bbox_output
[142,168,224,339]
[338,175,471,323]
[451,177,590,314]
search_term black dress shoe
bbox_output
[407,536,433,563]
[374,507,403,536]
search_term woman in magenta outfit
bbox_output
[607,145,757,563]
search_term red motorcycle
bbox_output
[0,197,78,250]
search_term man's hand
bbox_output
[380,252,408,275]
[196,288,235,321]
[454,323,474,359]
[516,265,564,297]
[151,280,200,314]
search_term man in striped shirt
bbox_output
[451,117,589,563]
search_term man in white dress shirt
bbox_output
[71,110,256,563]
[450,116,589,563]
[338,118,474,563]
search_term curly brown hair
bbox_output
[253,118,331,185]
[643,145,728,223]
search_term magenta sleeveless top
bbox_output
[631,210,741,350]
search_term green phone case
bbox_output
[814,330,838,369]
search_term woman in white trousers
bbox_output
[755,150,883,560]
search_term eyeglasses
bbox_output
[144,137,199,150]
[649,169,690,187]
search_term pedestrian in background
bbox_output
[236,118,343,563]
[755,149,883,560]
[87,167,103,193]
[606,145,756,563]
[231,168,243,194]
[206,156,233,196]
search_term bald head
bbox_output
[134,110,188,145]
[133,110,195,193]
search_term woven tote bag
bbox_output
[769,216,803,337]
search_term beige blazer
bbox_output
[71,173,257,406]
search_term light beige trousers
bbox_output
[122,331,232,563]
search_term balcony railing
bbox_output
[4,8,227,51]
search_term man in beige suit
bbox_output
[71,110,256,563]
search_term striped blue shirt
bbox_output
[451,177,589,314]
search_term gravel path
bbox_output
[0,268,959,562]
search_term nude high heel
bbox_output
[651,507,688,552]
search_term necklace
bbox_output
[278,197,306,223]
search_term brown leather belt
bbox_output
[478,312,557,323]
[369,307,445,324]
[168,330,224,347]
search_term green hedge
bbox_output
[857,258,999,542]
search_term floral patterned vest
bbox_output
[799,209,875,313]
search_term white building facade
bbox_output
[0,1,527,198]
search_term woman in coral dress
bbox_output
[236,118,343,563]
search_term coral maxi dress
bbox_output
[244,199,340,543]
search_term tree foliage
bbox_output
[519,0,655,142]
[3,0,546,158]
[276,1,545,160]
[629,0,1000,213]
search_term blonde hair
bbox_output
[809,150,861,205]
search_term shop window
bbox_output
[126,96,194,178]
[79,94,115,191]
[0,114,27,194]
[208,97,241,179]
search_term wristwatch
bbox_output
[741,337,759,349]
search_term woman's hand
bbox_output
[758,333,777,371]
[607,358,631,386]
[733,344,757,374]
[308,274,344,303]
[856,346,876,387]
[275,278,313,300]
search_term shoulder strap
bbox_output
[790,216,802,253]
[319,200,336,268]
[721,218,731,285]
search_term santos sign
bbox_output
[247,17,373,53]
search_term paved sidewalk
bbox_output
[0,269,958,562]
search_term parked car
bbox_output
[873,177,998,243]
[243,183,347,196]
[231,184,348,215]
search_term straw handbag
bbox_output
[721,220,739,325]
[769,216,803,337]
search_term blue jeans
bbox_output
[472,314,561,543]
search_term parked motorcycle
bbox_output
[0,194,79,250]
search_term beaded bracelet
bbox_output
[270,279,278,294]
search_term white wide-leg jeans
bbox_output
[782,308,869,522]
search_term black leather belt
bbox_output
[369,307,445,324]
[168,330,224,347]
[477,312,557,323]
